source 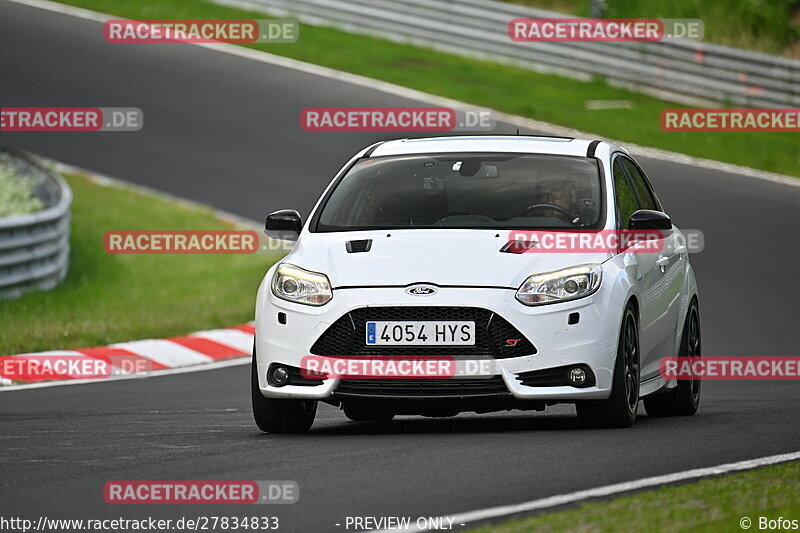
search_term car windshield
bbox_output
[315,152,602,231]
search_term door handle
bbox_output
[656,256,670,272]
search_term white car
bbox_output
[252,136,701,432]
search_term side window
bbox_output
[613,159,638,229]
[620,158,658,211]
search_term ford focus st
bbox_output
[252,136,701,432]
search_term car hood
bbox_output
[284,229,610,288]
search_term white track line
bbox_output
[54,161,263,230]
[368,451,800,532]
[5,0,800,189]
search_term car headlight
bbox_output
[271,263,332,306]
[515,264,602,306]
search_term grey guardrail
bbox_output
[224,0,800,107]
[0,148,71,300]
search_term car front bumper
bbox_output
[254,271,622,403]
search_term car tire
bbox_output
[644,299,701,417]
[251,346,317,433]
[576,303,640,428]
[343,404,395,422]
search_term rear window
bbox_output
[315,153,603,231]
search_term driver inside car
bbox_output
[531,179,580,223]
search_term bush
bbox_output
[604,0,800,55]
[0,162,44,217]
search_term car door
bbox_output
[611,157,661,380]
[618,155,685,379]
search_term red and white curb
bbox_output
[0,322,254,389]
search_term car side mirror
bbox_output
[629,209,672,231]
[265,209,303,241]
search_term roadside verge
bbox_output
[0,166,278,357]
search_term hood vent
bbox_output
[500,239,538,254]
[346,239,372,253]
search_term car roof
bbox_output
[369,135,604,158]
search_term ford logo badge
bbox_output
[406,284,438,296]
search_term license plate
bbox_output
[365,321,475,346]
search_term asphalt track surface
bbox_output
[1,2,799,531]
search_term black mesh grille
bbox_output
[334,377,509,397]
[346,239,372,253]
[310,306,535,359]
[287,367,325,386]
[515,367,567,387]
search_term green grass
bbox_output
[469,460,800,532]
[0,173,279,355]
[502,0,800,57]
[604,0,800,57]
[502,0,586,15]
[54,0,800,178]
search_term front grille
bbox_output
[334,377,509,398]
[310,307,536,359]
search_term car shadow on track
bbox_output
[300,411,663,436]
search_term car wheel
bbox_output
[251,346,317,433]
[343,403,395,422]
[576,303,640,428]
[644,299,701,417]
